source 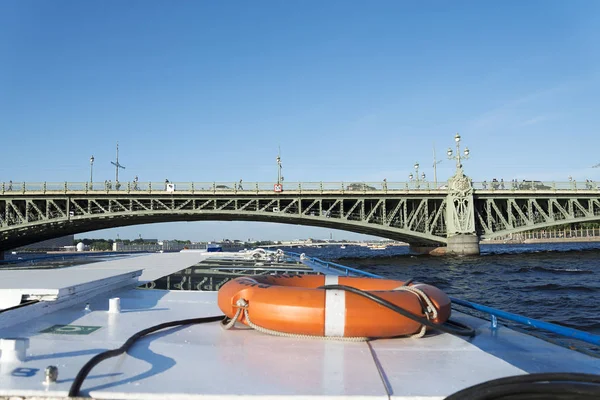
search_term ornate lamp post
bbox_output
[443,132,479,255]
[408,162,426,189]
[447,133,470,171]
[89,155,94,188]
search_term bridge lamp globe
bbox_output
[447,148,453,157]
[464,148,470,157]
[421,173,426,180]
[454,133,461,143]
[408,173,414,181]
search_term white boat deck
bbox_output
[0,252,215,292]
[0,253,598,399]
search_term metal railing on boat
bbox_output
[449,298,600,346]
[285,251,600,347]
[285,251,381,278]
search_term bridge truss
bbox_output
[476,194,600,239]
[0,192,448,251]
[1,183,600,252]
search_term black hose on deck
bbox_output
[319,284,476,337]
[444,372,600,399]
[68,315,224,397]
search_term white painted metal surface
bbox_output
[0,289,388,399]
[0,252,212,293]
[0,270,142,330]
[0,252,598,400]
[108,297,121,314]
[372,332,525,398]
[0,252,212,309]
[324,276,346,337]
[0,253,212,329]
[0,338,29,363]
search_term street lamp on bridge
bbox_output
[276,149,284,185]
[408,162,426,189]
[111,142,125,190]
[447,133,470,170]
[90,155,94,188]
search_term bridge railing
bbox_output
[472,180,600,191]
[0,181,447,194]
[1,181,599,194]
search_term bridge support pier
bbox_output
[446,234,480,256]
[441,164,479,256]
[410,235,480,256]
[409,244,447,256]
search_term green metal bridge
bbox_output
[1,177,599,255]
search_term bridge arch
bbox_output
[0,194,448,251]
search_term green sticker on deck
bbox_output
[40,324,101,335]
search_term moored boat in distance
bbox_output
[368,243,387,250]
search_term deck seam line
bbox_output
[366,341,393,399]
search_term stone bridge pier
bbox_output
[446,234,480,255]
[409,234,480,256]
[409,166,480,256]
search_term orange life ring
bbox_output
[217,274,451,338]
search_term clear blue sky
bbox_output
[2,1,600,241]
